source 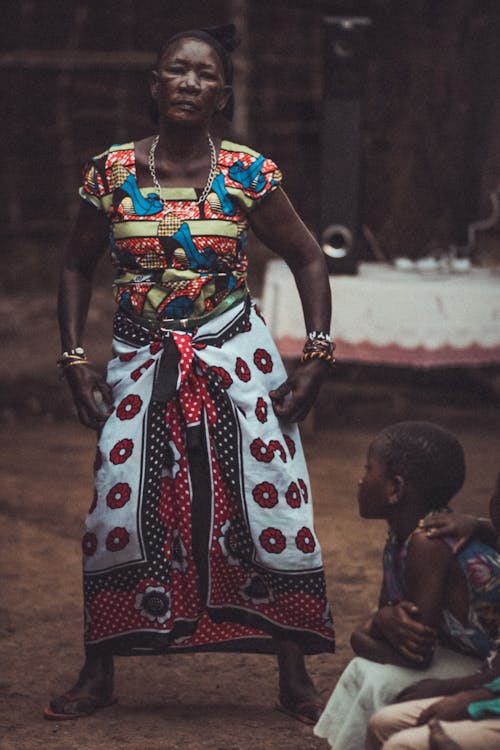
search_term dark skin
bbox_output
[428,719,464,750]
[351,437,471,669]
[417,687,494,724]
[396,614,500,705]
[418,471,500,553]
[53,37,331,721]
[385,655,500,750]
[376,473,500,676]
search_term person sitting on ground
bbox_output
[314,422,500,750]
[366,650,500,750]
[366,472,500,750]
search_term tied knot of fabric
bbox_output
[152,331,216,430]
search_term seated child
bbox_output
[366,472,500,750]
[366,652,500,750]
[314,422,500,750]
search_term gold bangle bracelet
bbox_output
[300,351,336,366]
[60,359,91,369]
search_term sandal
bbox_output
[43,693,117,721]
[275,697,324,725]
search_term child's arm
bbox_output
[351,533,451,669]
[369,601,437,659]
[401,531,455,666]
[351,600,437,667]
[350,621,434,668]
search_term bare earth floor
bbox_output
[1,291,499,749]
[1,406,499,750]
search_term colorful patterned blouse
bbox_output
[79,140,282,320]
[383,527,500,658]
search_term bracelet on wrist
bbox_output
[307,331,333,344]
[301,350,336,366]
[57,347,89,369]
[301,332,336,367]
[61,359,91,369]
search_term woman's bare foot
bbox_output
[274,638,323,725]
[44,651,115,720]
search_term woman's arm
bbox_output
[58,201,113,429]
[248,187,332,422]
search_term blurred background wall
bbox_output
[2,0,500,293]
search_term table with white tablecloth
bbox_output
[260,260,500,367]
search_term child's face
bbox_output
[357,439,394,519]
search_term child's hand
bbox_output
[428,719,463,750]
[418,694,469,724]
[372,602,437,663]
[418,511,491,554]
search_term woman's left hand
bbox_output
[269,359,329,422]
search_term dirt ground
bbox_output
[1,292,500,750]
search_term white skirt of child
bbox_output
[313,647,482,750]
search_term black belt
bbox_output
[122,287,248,333]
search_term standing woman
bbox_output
[47,24,335,724]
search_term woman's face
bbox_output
[357,438,396,519]
[151,37,231,127]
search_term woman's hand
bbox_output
[269,359,329,422]
[64,365,114,430]
[371,602,437,664]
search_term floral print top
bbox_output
[79,140,282,321]
[383,527,500,658]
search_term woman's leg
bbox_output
[274,637,322,723]
[66,649,114,697]
[44,649,115,719]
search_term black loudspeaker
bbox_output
[320,14,372,274]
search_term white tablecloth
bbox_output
[260,260,500,367]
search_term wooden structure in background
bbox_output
[1,0,499,292]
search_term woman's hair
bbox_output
[377,421,466,510]
[149,23,239,123]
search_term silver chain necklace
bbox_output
[148,134,217,206]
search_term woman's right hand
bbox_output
[64,365,114,430]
